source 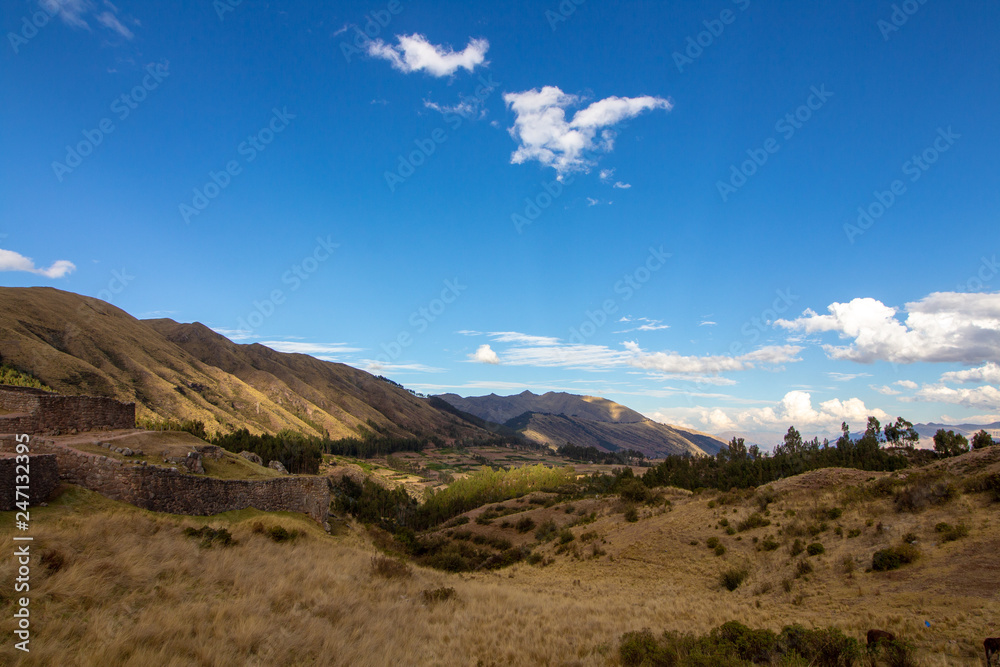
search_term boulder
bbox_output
[239,450,263,466]
[184,451,205,474]
[268,460,288,474]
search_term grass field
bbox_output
[2,446,998,665]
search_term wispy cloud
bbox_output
[826,372,872,382]
[258,341,363,356]
[504,86,671,178]
[0,248,75,278]
[615,316,670,333]
[367,34,488,77]
[39,0,136,39]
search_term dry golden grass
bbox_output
[1,458,998,666]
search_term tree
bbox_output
[971,430,995,450]
[884,417,919,450]
[783,426,803,454]
[933,429,969,457]
[727,437,748,461]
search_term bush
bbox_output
[795,559,813,578]
[370,555,412,579]
[720,567,749,591]
[557,528,575,545]
[618,478,654,504]
[619,629,675,667]
[515,516,536,533]
[624,506,640,522]
[847,528,861,538]
[934,522,969,542]
[894,476,959,512]
[807,542,825,556]
[533,519,558,541]
[760,537,780,552]
[706,537,720,549]
[872,543,920,571]
[421,587,456,604]
[880,638,917,667]
[714,544,727,557]
[184,525,235,548]
[790,538,805,557]
[779,624,863,666]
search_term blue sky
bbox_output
[2,0,999,443]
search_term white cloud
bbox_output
[615,316,670,333]
[39,0,134,39]
[700,391,889,432]
[599,169,615,182]
[896,380,919,390]
[258,341,363,356]
[940,362,1000,385]
[912,384,1000,411]
[424,99,480,118]
[827,372,872,382]
[362,361,446,374]
[699,321,717,327]
[625,342,801,374]
[586,197,600,207]
[503,86,671,178]
[96,10,132,38]
[469,344,500,364]
[613,181,632,189]
[872,385,901,396]
[776,292,1000,364]
[0,248,76,278]
[367,34,488,77]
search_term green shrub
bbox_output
[847,528,861,538]
[807,542,825,556]
[779,624,863,666]
[934,522,969,542]
[737,512,771,532]
[706,537,720,549]
[760,537,780,551]
[557,528,575,545]
[872,543,919,571]
[714,544,727,557]
[795,559,813,578]
[533,519,557,541]
[624,506,640,522]
[515,516,536,533]
[370,555,412,579]
[421,587,456,604]
[879,638,917,667]
[790,538,805,557]
[894,476,959,512]
[720,567,749,591]
[183,525,235,548]
[619,629,675,667]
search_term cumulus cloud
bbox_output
[775,292,1000,364]
[469,344,500,364]
[504,86,671,178]
[367,34,488,76]
[940,362,1000,385]
[700,391,889,433]
[912,384,1000,411]
[0,248,76,278]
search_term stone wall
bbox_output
[0,387,135,435]
[0,437,330,526]
[0,453,59,511]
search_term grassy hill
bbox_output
[0,287,486,442]
[3,445,997,665]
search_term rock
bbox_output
[239,450,264,466]
[268,460,288,474]
[184,451,205,474]
[114,447,123,454]
[121,448,134,456]
[196,445,224,460]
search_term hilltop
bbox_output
[0,287,486,442]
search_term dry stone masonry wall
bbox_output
[0,386,135,435]
[0,437,330,526]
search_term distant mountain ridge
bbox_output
[436,391,726,458]
[0,287,489,442]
